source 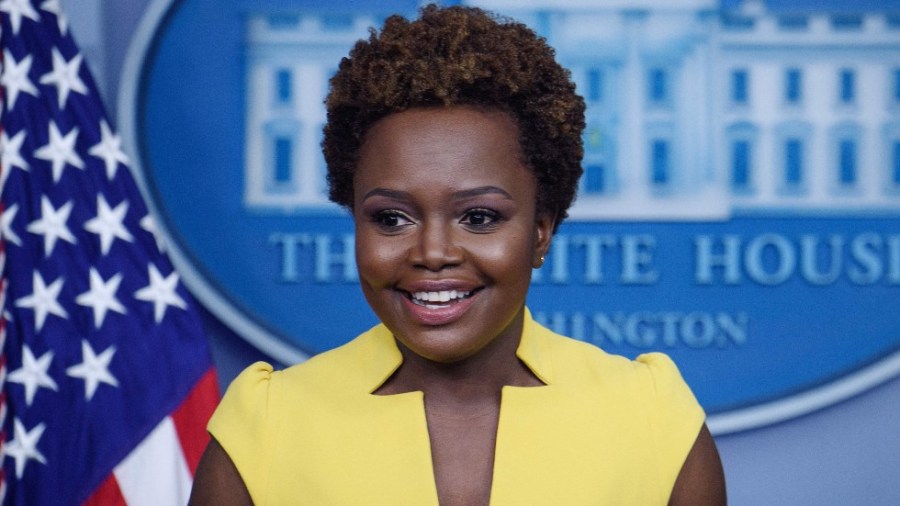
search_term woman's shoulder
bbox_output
[225,322,400,402]
[219,360,277,404]
[529,320,692,392]
[209,324,398,455]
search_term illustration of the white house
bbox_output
[243,0,900,220]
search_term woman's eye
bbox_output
[461,209,499,228]
[373,210,412,229]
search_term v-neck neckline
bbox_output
[361,308,555,395]
[360,309,556,505]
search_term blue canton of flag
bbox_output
[0,1,219,504]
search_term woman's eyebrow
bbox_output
[361,188,411,202]
[452,186,513,200]
[362,186,513,202]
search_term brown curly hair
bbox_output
[323,4,585,231]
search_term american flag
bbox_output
[0,1,219,504]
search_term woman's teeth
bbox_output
[410,290,472,306]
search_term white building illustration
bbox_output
[243,0,900,220]
[243,13,380,211]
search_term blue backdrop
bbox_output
[65,0,900,503]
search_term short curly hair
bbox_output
[323,4,585,231]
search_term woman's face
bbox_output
[353,106,554,364]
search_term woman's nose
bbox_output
[409,221,463,271]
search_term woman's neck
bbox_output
[373,323,543,402]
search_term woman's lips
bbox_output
[399,288,481,326]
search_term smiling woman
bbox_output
[189,4,725,505]
[354,107,550,366]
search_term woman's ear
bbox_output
[532,212,556,269]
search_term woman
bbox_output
[190,5,725,505]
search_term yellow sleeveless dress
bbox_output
[208,310,705,505]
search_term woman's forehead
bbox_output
[353,107,535,201]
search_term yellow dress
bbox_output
[209,310,705,505]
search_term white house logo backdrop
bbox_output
[120,0,900,433]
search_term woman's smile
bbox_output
[352,106,554,364]
[400,287,480,326]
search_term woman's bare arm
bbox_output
[669,424,727,506]
[189,437,253,505]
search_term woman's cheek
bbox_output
[357,235,406,283]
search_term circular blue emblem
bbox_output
[120,0,900,433]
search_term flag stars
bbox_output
[1,130,29,193]
[140,214,166,253]
[40,0,67,35]
[1,1,217,493]
[76,268,127,328]
[34,121,84,183]
[26,195,76,256]
[7,345,58,406]
[39,47,87,109]
[4,419,47,479]
[66,340,119,401]
[84,195,133,255]
[135,264,187,323]
[14,271,68,332]
[1,203,23,247]
[89,120,130,179]
[0,0,40,35]
[0,49,39,110]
